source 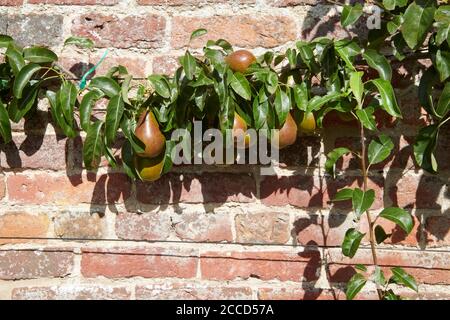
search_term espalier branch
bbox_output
[0,0,448,300]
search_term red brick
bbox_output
[72,14,166,49]
[54,211,106,239]
[28,0,116,4]
[424,215,450,247]
[267,0,323,6]
[0,0,23,5]
[235,212,290,244]
[258,287,345,300]
[138,0,255,5]
[12,285,131,300]
[152,55,180,76]
[81,247,198,278]
[136,172,256,204]
[92,53,150,78]
[136,283,252,300]
[0,250,74,280]
[115,212,171,241]
[0,212,49,244]
[278,136,322,168]
[388,174,447,209]
[294,214,355,247]
[171,15,296,49]
[174,212,233,242]
[398,94,431,127]
[0,134,68,170]
[200,250,320,281]
[7,172,131,205]
[0,175,5,200]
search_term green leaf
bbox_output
[265,71,278,95]
[355,264,367,272]
[390,267,418,292]
[5,43,25,75]
[229,72,252,101]
[435,50,450,82]
[293,82,308,111]
[325,147,351,178]
[23,47,58,63]
[387,15,403,34]
[375,225,389,244]
[372,266,386,286]
[383,289,401,300]
[307,92,341,113]
[80,89,104,131]
[120,117,145,154]
[383,0,408,10]
[253,90,268,129]
[368,134,394,165]
[106,65,128,78]
[105,95,124,146]
[0,35,13,48]
[59,81,78,127]
[333,188,354,201]
[370,78,402,118]
[274,87,290,125]
[363,49,392,81]
[418,68,439,115]
[180,50,196,81]
[434,5,450,23]
[47,90,76,138]
[352,188,375,217]
[0,99,12,143]
[436,82,450,118]
[341,3,363,27]
[148,75,171,99]
[13,63,42,99]
[121,140,139,180]
[435,23,450,46]
[89,77,121,98]
[103,136,118,168]
[297,43,319,73]
[346,273,366,300]
[83,120,104,170]
[342,228,365,258]
[9,84,39,123]
[64,36,94,49]
[190,28,207,40]
[379,207,414,234]
[356,107,377,131]
[162,140,176,175]
[214,39,233,54]
[335,39,361,70]
[401,0,436,49]
[350,71,364,107]
[121,74,132,105]
[414,124,439,173]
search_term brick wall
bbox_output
[0,0,449,300]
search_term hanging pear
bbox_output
[134,152,165,182]
[232,112,251,149]
[298,112,316,133]
[225,50,256,73]
[277,112,297,149]
[134,110,166,158]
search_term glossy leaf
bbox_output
[105,95,124,146]
[293,82,308,111]
[372,266,386,286]
[12,63,42,99]
[0,35,13,48]
[383,0,408,10]
[253,90,268,129]
[307,92,341,113]
[325,147,351,178]
[368,134,394,165]
[390,267,418,292]
[342,228,365,258]
[59,81,78,127]
[148,75,171,99]
[190,28,207,41]
[414,124,439,173]
[375,225,389,244]
[333,188,354,201]
[371,78,402,118]
[80,89,104,131]
[401,0,436,49]
[335,39,361,70]
[350,71,364,107]
[229,72,251,101]
[346,273,366,300]
[352,188,375,217]
[64,36,94,49]
[341,3,363,27]
[274,87,290,125]
[83,120,104,170]
[121,140,139,180]
[89,77,121,98]
[363,49,392,81]
[435,50,450,82]
[436,82,450,118]
[356,107,377,131]
[180,51,196,81]
[5,43,25,75]
[47,90,76,138]
[0,99,12,143]
[23,47,58,63]
[379,207,414,234]
[355,264,367,272]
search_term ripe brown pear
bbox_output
[134,110,166,158]
[232,112,251,149]
[298,112,316,133]
[277,113,297,149]
[134,152,165,182]
[225,50,256,73]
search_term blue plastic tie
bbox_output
[79,49,109,90]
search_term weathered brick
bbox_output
[235,212,290,244]
[92,53,150,78]
[136,283,252,300]
[1,14,63,47]
[152,55,180,76]
[81,247,198,278]
[171,15,296,49]
[7,172,131,205]
[278,136,322,168]
[258,287,344,300]
[0,134,68,170]
[12,285,131,300]
[388,174,447,209]
[29,0,116,3]
[174,212,233,242]
[200,250,320,281]
[115,212,171,241]
[72,14,166,49]
[0,0,23,5]
[267,0,322,7]
[0,175,5,200]
[0,212,49,244]
[54,211,106,239]
[0,250,74,280]
[294,214,354,247]
[136,172,256,204]
[138,0,255,5]
[424,215,450,247]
